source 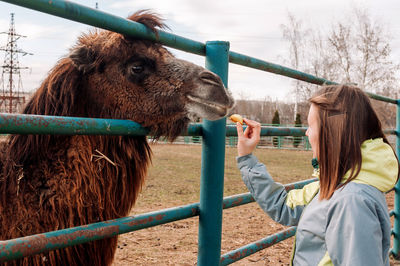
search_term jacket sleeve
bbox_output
[237,154,317,226]
[325,193,385,266]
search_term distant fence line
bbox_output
[166,124,396,150]
[166,135,311,150]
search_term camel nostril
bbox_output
[199,71,223,86]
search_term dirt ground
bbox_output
[113,193,399,266]
[113,193,399,265]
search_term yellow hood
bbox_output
[342,138,398,192]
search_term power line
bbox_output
[0,13,32,113]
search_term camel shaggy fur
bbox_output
[0,11,234,265]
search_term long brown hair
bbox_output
[309,84,393,200]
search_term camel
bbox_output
[0,11,234,266]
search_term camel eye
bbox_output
[125,58,155,84]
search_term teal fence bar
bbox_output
[226,125,307,136]
[198,41,230,266]
[0,114,394,138]
[0,0,398,264]
[0,113,203,136]
[392,101,400,258]
[220,227,297,265]
[0,203,200,262]
[0,113,149,136]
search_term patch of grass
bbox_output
[134,144,313,211]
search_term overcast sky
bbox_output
[0,0,399,102]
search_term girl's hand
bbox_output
[236,118,261,157]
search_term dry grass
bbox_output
[133,143,313,211]
[113,143,313,265]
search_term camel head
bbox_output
[68,11,234,140]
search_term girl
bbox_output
[236,85,398,265]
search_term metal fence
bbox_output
[0,1,399,265]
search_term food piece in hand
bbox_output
[229,114,244,125]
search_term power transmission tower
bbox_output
[0,13,32,113]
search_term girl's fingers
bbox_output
[236,122,244,138]
[243,125,252,138]
[243,119,260,138]
[252,123,261,137]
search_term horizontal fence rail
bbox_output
[0,113,309,136]
[0,203,199,262]
[0,179,315,262]
[0,113,396,137]
[0,113,200,136]
[0,113,150,136]
[220,227,297,265]
[0,113,307,137]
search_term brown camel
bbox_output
[0,11,234,266]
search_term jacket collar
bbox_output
[341,138,398,192]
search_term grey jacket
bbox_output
[237,138,398,265]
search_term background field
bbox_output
[112,143,397,265]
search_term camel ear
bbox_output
[69,45,97,74]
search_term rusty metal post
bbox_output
[198,41,229,266]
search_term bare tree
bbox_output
[352,8,399,95]
[280,12,308,122]
[280,7,399,127]
[328,23,353,83]
[281,7,399,98]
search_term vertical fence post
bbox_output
[198,41,229,266]
[393,100,400,258]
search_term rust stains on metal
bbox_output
[0,114,97,130]
[2,234,48,259]
[231,197,243,206]
[285,184,295,191]
[223,197,244,209]
[228,249,249,260]
[48,225,119,246]
[255,235,279,249]
[124,214,166,227]
[0,225,120,261]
